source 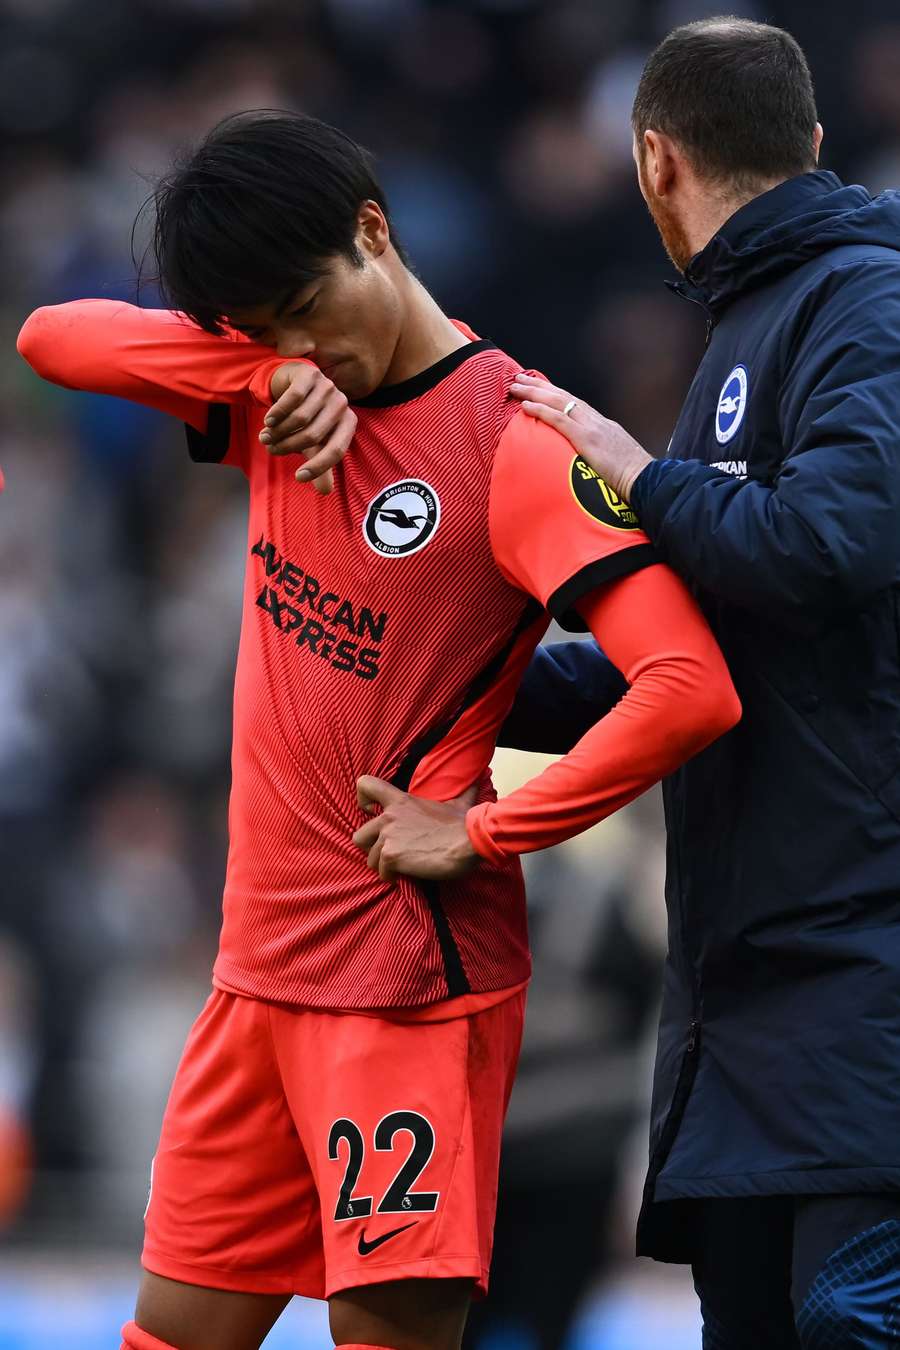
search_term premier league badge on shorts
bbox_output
[364,479,441,557]
[716,365,749,444]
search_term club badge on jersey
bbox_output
[363,480,441,557]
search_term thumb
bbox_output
[357,775,404,813]
[313,468,336,496]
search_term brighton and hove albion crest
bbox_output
[716,365,749,445]
[363,479,441,557]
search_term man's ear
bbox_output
[643,129,680,198]
[813,122,824,163]
[358,201,390,258]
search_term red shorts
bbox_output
[142,986,526,1299]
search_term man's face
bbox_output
[633,135,695,274]
[228,238,403,401]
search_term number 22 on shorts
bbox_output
[327,1111,440,1220]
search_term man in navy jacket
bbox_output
[507,17,900,1349]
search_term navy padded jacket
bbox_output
[501,172,900,1258]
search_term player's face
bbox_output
[227,204,404,400]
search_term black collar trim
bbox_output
[353,339,496,407]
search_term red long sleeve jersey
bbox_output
[200,337,658,1007]
[19,307,666,1009]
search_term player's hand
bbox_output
[352,777,480,882]
[259,363,357,495]
[509,374,653,502]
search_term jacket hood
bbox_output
[675,171,900,315]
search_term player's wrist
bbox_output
[453,821,479,869]
[465,804,507,866]
[267,359,311,403]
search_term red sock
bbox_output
[120,1321,180,1350]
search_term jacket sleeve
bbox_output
[630,264,900,629]
[497,641,626,754]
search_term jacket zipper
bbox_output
[671,281,715,347]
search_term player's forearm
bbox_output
[467,659,735,859]
[17,300,291,429]
[466,566,741,861]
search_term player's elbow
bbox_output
[710,675,742,740]
[629,649,741,778]
[17,304,87,388]
[651,652,742,768]
[17,308,61,380]
[683,663,742,754]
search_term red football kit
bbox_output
[18,302,738,1300]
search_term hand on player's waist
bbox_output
[352,776,478,882]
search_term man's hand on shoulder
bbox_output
[510,373,653,502]
[352,777,479,882]
[260,363,357,495]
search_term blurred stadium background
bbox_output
[1,0,898,1344]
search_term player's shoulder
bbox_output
[429,338,525,470]
[491,371,579,476]
[457,341,574,467]
[455,340,521,416]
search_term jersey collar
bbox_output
[353,339,496,408]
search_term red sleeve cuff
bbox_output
[465,803,509,866]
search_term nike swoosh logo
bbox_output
[357,1222,418,1256]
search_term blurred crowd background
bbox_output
[2,0,899,1344]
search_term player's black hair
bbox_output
[632,17,818,191]
[147,110,406,334]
